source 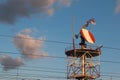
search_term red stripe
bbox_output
[88,31,95,43]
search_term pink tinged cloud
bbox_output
[13,29,47,59]
[0,0,73,24]
[0,55,24,71]
[115,0,120,14]
[57,0,72,7]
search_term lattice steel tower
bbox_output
[65,18,102,80]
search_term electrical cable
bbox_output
[0,51,120,64]
[1,34,120,79]
[1,34,120,51]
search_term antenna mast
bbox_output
[72,16,76,57]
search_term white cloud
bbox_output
[13,29,47,59]
[0,55,23,71]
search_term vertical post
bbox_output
[81,41,86,80]
[66,45,70,80]
[99,54,101,78]
[72,16,76,80]
[72,16,76,57]
[81,55,85,80]
[66,56,69,80]
[17,68,19,80]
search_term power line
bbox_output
[0,65,120,79]
[0,67,65,74]
[1,68,120,76]
[101,74,120,78]
[1,71,120,80]
[1,34,120,80]
[0,51,120,64]
[1,70,120,79]
[1,64,120,77]
[1,34,120,51]
[0,51,65,59]
[0,70,66,79]
[0,34,71,44]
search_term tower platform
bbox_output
[69,74,96,80]
[65,46,101,58]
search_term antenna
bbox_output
[72,16,76,57]
[65,18,102,80]
[72,16,77,79]
[80,28,95,44]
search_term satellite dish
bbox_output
[80,28,95,44]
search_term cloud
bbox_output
[57,0,72,7]
[13,29,47,59]
[115,0,120,14]
[0,55,24,71]
[0,0,73,24]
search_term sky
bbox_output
[0,0,120,80]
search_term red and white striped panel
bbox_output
[80,28,95,44]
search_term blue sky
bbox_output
[0,0,120,80]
